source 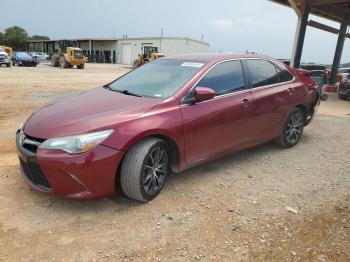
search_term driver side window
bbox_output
[195,60,246,96]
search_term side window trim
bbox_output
[271,61,295,83]
[181,59,248,105]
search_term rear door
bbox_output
[245,59,298,144]
[180,60,254,165]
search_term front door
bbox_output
[180,60,254,165]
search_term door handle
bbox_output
[241,99,251,107]
[286,87,294,95]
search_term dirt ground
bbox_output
[0,63,349,262]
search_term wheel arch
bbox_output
[116,131,181,174]
[114,133,181,197]
[294,104,307,121]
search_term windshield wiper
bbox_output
[117,90,143,97]
[103,85,112,91]
[103,85,142,97]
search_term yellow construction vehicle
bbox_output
[133,46,164,69]
[0,46,13,56]
[51,40,87,69]
[0,46,12,67]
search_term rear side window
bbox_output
[246,60,279,88]
[275,65,294,82]
[195,60,245,96]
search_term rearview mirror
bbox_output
[194,87,215,102]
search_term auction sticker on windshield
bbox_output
[181,62,204,68]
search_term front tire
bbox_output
[276,108,305,148]
[120,138,170,202]
[77,64,85,69]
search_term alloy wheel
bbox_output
[143,146,168,195]
[285,112,304,144]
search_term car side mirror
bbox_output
[194,87,215,102]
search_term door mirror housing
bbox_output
[194,87,215,102]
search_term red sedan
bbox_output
[16,54,320,202]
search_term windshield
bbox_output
[16,52,32,59]
[108,59,205,99]
[0,48,4,53]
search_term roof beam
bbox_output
[307,19,350,38]
[311,5,349,21]
[308,0,350,6]
[307,19,340,34]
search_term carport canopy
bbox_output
[271,0,350,84]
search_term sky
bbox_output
[0,0,349,64]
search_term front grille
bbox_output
[20,158,51,189]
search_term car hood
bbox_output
[24,87,161,139]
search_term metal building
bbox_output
[26,37,209,66]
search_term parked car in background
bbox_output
[16,54,320,202]
[29,52,49,61]
[28,52,41,65]
[337,67,350,83]
[0,47,11,67]
[36,52,49,60]
[338,75,350,100]
[11,52,38,67]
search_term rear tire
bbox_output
[6,62,11,67]
[51,55,59,67]
[120,138,170,202]
[77,64,84,69]
[60,56,69,68]
[276,108,305,148]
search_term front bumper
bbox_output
[16,131,124,199]
[0,60,9,64]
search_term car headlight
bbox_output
[39,129,114,154]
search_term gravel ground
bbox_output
[0,63,349,261]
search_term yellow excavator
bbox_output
[51,40,87,69]
[133,46,164,69]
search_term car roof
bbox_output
[165,53,277,63]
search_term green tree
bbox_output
[0,32,4,45]
[31,35,50,40]
[4,26,29,51]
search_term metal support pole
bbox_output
[329,21,348,84]
[291,4,309,68]
[89,40,92,61]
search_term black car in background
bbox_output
[11,52,38,67]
